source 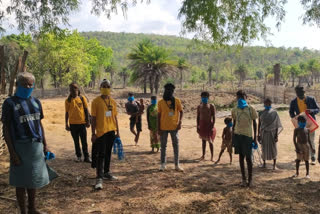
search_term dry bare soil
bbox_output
[1,91,320,214]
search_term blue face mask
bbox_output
[264,106,271,110]
[227,122,233,127]
[128,96,134,102]
[298,122,306,129]
[15,85,34,99]
[151,99,157,105]
[237,98,248,109]
[201,97,208,104]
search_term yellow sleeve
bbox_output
[91,100,97,117]
[65,99,70,113]
[112,99,118,116]
[83,96,89,109]
[251,106,258,120]
[158,101,162,113]
[176,99,183,111]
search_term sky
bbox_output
[4,0,320,50]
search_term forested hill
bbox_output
[81,31,320,78]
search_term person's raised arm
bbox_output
[307,97,320,115]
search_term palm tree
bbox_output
[177,58,188,90]
[128,40,178,94]
[119,66,130,88]
[234,64,248,86]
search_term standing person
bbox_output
[215,117,233,165]
[232,90,258,187]
[65,83,91,163]
[147,96,160,153]
[125,93,143,145]
[289,85,319,165]
[196,91,216,161]
[158,83,184,172]
[293,116,315,178]
[258,98,283,170]
[91,79,120,190]
[1,72,57,214]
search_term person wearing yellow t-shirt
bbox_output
[158,83,184,172]
[91,79,120,190]
[65,83,91,163]
[231,90,258,187]
[289,86,320,165]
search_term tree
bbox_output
[2,0,320,46]
[207,65,213,86]
[307,59,320,85]
[234,64,248,86]
[128,39,178,94]
[119,67,130,88]
[177,58,188,90]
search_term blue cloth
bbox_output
[298,122,306,128]
[252,142,258,150]
[128,96,134,102]
[1,96,44,142]
[227,122,233,127]
[15,85,34,99]
[289,96,319,119]
[201,97,208,104]
[151,100,157,105]
[237,98,248,109]
[264,106,271,110]
[113,137,124,160]
[9,139,58,189]
[45,152,55,160]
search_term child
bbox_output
[147,96,160,152]
[215,118,233,164]
[197,91,216,161]
[125,93,144,145]
[293,116,315,178]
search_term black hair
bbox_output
[295,85,304,92]
[297,115,306,123]
[264,98,272,104]
[164,83,175,90]
[68,83,80,102]
[236,90,247,99]
[151,95,157,100]
[224,117,232,124]
[128,92,134,97]
[201,91,210,97]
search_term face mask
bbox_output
[298,122,306,129]
[100,88,111,96]
[151,99,157,105]
[201,97,208,104]
[237,98,248,109]
[15,85,34,99]
[297,92,305,100]
[128,96,134,102]
[264,106,271,110]
[227,122,233,127]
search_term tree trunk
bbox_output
[123,76,127,88]
[149,75,154,94]
[143,75,147,94]
[155,74,160,94]
[291,73,295,87]
[8,57,22,96]
[208,69,212,86]
[110,70,114,86]
[19,51,28,73]
[0,46,5,94]
[180,68,183,90]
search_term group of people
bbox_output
[2,71,320,213]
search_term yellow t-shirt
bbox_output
[65,96,88,124]
[158,98,183,131]
[297,98,307,113]
[231,105,258,137]
[91,96,118,138]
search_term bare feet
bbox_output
[199,156,205,161]
[215,160,220,164]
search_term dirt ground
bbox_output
[1,92,320,214]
